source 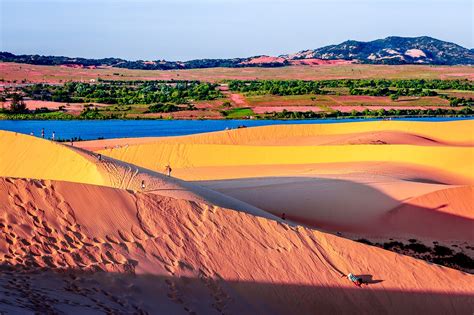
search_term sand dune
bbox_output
[378,186,474,240]
[0,131,272,219]
[1,177,473,314]
[200,176,473,241]
[98,141,474,182]
[1,121,473,313]
[86,121,473,242]
[77,120,474,151]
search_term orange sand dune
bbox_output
[83,121,473,243]
[377,186,474,240]
[200,175,473,242]
[97,141,474,182]
[1,177,473,314]
[0,131,271,219]
[77,120,474,151]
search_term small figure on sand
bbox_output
[281,213,286,220]
[30,131,34,136]
[165,164,172,177]
[97,153,102,161]
[52,131,55,141]
[342,273,366,287]
[41,128,45,139]
[141,180,146,190]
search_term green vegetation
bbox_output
[148,103,180,113]
[9,94,27,113]
[354,238,474,272]
[228,79,474,105]
[221,108,255,119]
[15,80,221,105]
[0,111,75,120]
[266,107,473,119]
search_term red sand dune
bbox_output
[1,177,473,314]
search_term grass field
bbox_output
[246,94,451,107]
[1,62,474,84]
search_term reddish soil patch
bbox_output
[193,99,225,109]
[253,106,323,113]
[229,93,248,107]
[2,100,110,114]
[330,105,463,112]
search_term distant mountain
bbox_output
[1,36,472,70]
[284,36,474,65]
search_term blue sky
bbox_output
[1,0,472,60]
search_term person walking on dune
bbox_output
[52,131,55,141]
[342,273,366,287]
[165,164,172,177]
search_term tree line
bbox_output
[228,79,474,101]
[15,81,221,105]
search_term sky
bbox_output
[1,0,472,61]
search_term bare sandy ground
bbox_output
[1,177,473,314]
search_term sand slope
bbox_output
[97,141,474,182]
[78,120,474,150]
[0,130,275,219]
[1,177,473,314]
[378,186,474,240]
[86,121,474,242]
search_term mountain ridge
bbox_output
[1,36,472,70]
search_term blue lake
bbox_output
[0,117,471,140]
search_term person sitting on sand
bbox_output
[342,273,365,287]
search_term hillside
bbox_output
[1,36,472,69]
[286,36,474,65]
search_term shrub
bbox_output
[9,94,27,113]
[356,239,373,245]
[148,103,180,113]
[433,245,453,256]
[405,243,430,253]
[383,241,405,250]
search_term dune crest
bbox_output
[0,130,273,219]
[78,120,474,150]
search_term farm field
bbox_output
[2,62,474,84]
[1,62,473,120]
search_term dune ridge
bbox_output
[78,120,474,150]
[99,142,474,182]
[1,177,473,314]
[0,130,274,219]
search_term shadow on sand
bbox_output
[0,264,472,315]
